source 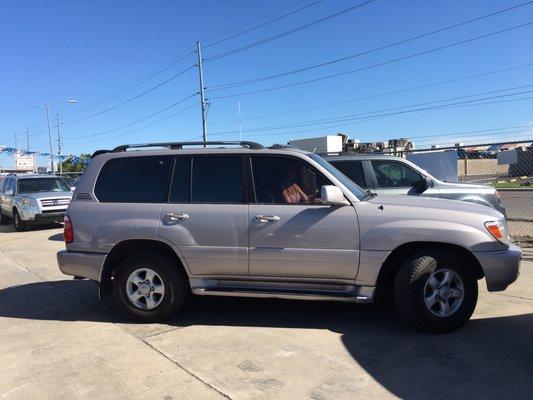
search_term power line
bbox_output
[203,0,325,48]
[61,48,195,119]
[71,93,197,140]
[209,1,533,90]
[65,104,198,145]
[205,0,378,62]
[202,0,311,43]
[63,64,196,125]
[208,63,533,126]
[210,22,533,99]
[209,89,533,136]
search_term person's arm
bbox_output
[282,188,293,203]
[294,184,309,203]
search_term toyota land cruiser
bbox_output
[57,141,521,332]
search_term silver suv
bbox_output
[323,154,506,215]
[0,174,72,231]
[57,141,521,332]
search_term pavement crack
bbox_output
[117,326,234,400]
[493,292,533,302]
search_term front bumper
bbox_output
[474,244,521,291]
[57,250,107,281]
[19,207,66,224]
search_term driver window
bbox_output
[251,156,332,205]
[371,160,421,188]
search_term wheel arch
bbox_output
[375,241,484,294]
[99,239,189,297]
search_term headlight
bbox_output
[21,197,37,207]
[485,219,509,245]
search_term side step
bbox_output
[190,279,374,303]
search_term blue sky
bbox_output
[1,0,532,167]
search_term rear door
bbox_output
[158,155,249,276]
[248,155,359,280]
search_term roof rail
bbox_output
[91,149,111,159]
[111,141,264,152]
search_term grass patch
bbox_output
[491,181,532,189]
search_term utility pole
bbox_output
[196,41,208,146]
[238,101,243,141]
[26,128,30,150]
[45,103,54,173]
[56,114,62,174]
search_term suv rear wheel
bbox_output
[394,249,478,333]
[0,208,9,225]
[114,253,188,322]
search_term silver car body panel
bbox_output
[58,147,520,299]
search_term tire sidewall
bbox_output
[397,250,478,333]
[114,253,186,322]
[13,209,26,231]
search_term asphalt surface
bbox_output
[0,224,532,399]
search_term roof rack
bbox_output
[111,141,264,153]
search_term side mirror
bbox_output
[321,185,348,205]
[5,189,13,196]
[414,175,430,193]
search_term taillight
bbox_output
[64,215,74,243]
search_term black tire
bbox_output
[114,252,188,322]
[0,208,9,225]
[394,249,478,333]
[13,209,27,232]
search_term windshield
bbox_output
[17,178,70,194]
[308,154,366,200]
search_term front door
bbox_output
[158,155,249,276]
[248,155,359,280]
[369,159,440,198]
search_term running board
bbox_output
[190,279,374,303]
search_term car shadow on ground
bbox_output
[0,223,62,234]
[0,279,531,399]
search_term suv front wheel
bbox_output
[13,209,27,232]
[394,249,478,333]
[114,253,188,322]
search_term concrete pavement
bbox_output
[0,224,532,399]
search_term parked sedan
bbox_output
[0,174,72,231]
[324,154,505,215]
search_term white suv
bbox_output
[0,174,72,231]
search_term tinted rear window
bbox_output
[95,156,172,203]
[191,156,244,203]
[169,157,191,203]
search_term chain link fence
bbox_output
[386,140,532,242]
[457,142,532,242]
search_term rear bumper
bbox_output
[57,250,106,281]
[474,244,521,291]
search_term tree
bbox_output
[59,153,91,173]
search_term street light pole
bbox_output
[45,103,54,173]
[56,114,62,174]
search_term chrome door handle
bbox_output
[253,215,280,223]
[166,213,189,221]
